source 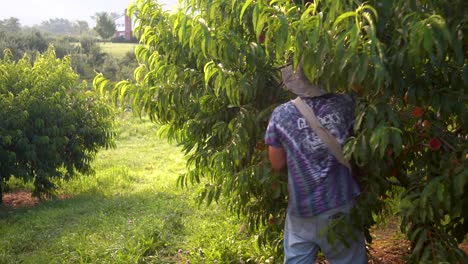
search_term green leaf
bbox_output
[254,11,267,41]
[178,16,188,43]
[365,106,377,130]
[413,229,428,254]
[99,79,109,95]
[423,26,433,55]
[92,73,104,93]
[436,184,444,206]
[453,165,467,196]
[198,18,211,58]
[361,5,378,22]
[240,0,253,21]
[203,61,217,87]
[275,14,289,56]
[134,65,147,83]
[348,24,358,51]
[389,127,403,156]
[333,11,356,29]
[356,135,369,163]
[354,111,365,131]
[421,177,441,211]
[410,226,424,242]
[356,55,368,83]
[378,128,390,158]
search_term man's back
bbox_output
[265,93,360,217]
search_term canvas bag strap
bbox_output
[291,97,352,171]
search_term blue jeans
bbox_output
[284,202,368,264]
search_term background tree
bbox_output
[0,30,48,60]
[93,12,116,40]
[74,20,90,35]
[0,17,21,33]
[0,47,115,203]
[95,0,467,262]
[39,18,75,35]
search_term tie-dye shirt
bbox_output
[265,93,360,217]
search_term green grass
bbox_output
[0,114,269,264]
[99,43,137,59]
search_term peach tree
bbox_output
[0,47,115,201]
[94,0,466,262]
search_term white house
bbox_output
[113,9,133,40]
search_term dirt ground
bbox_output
[366,223,411,264]
[314,218,410,264]
[1,191,466,263]
[2,190,41,208]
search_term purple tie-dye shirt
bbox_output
[265,93,360,217]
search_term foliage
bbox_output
[0,115,263,263]
[95,0,467,262]
[99,51,138,82]
[93,12,117,41]
[95,43,138,82]
[36,18,92,36]
[0,30,49,61]
[0,31,135,82]
[0,30,82,61]
[0,17,21,33]
[111,35,138,43]
[0,47,115,202]
[51,39,80,59]
[72,37,109,80]
[39,18,75,35]
[74,20,90,35]
[1,17,91,37]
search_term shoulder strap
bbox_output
[291,97,352,171]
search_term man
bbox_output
[264,61,367,263]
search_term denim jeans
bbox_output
[284,202,368,264]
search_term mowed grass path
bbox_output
[99,43,137,58]
[0,115,264,263]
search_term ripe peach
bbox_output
[428,138,442,151]
[412,107,424,118]
[268,217,276,225]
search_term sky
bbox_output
[0,0,179,26]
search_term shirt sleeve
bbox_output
[265,110,283,148]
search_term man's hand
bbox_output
[268,146,286,171]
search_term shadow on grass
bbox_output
[0,188,193,263]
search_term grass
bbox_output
[99,43,137,59]
[0,114,268,264]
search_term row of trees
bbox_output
[0,13,118,41]
[0,17,21,33]
[0,30,136,82]
[38,18,90,36]
[0,12,136,203]
[1,0,464,262]
[95,0,466,262]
